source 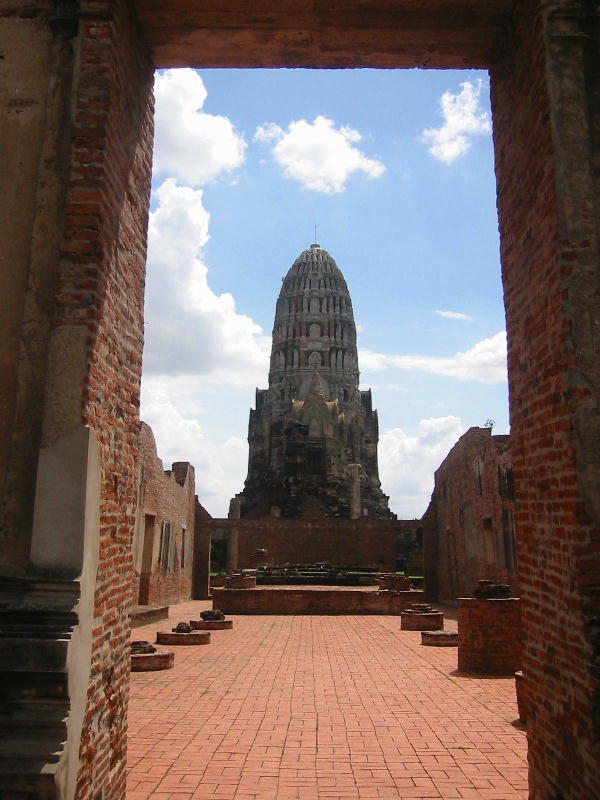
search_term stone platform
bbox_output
[130,604,169,627]
[190,619,234,630]
[421,630,459,647]
[131,650,175,670]
[211,586,424,615]
[156,630,211,645]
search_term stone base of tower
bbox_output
[198,516,423,576]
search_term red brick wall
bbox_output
[208,516,422,573]
[491,2,599,796]
[457,598,522,674]
[193,499,213,599]
[55,2,154,797]
[131,423,197,608]
[423,428,518,605]
[212,587,424,615]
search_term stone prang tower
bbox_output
[239,243,393,519]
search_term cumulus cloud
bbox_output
[143,178,271,386]
[254,115,385,193]
[422,79,491,164]
[379,416,465,518]
[153,69,246,185]
[359,331,507,383]
[140,382,248,516]
[435,309,472,320]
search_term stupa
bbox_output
[238,243,393,519]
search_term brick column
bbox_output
[491,1,599,795]
[0,1,154,797]
[457,597,522,674]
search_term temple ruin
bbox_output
[240,243,392,520]
[0,1,597,798]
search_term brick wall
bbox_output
[457,597,522,674]
[212,587,424,615]
[423,428,518,605]
[56,2,154,797]
[491,2,599,796]
[207,516,422,574]
[193,499,213,599]
[131,423,197,608]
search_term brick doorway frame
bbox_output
[0,2,597,799]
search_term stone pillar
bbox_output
[192,499,211,599]
[491,2,599,795]
[0,1,154,798]
[349,463,361,519]
[227,497,241,572]
[457,597,522,674]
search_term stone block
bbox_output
[190,619,233,630]
[131,651,175,671]
[421,631,458,647]
[155,631,211,646]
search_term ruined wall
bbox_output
[212,586,424,615]
[65,3,153,795]
[207,516,422,574]
[0,2,598,799]
[192,498,212,599]
[424,428,518,605]
[490,2,600,797]
[0,1,76,570]
[132,423,196,607]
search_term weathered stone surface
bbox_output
[472,580,512,599]
[156,630,210,646]
[421,631,458,647]
[239,244,393,520]
[130,640,156,654]
[200,609,225,621]
[421,427,517,605]
[401,608,444,631]
[457,597,521,674]
[225,575,256,590]
[1,1,598,798]
[212,587,423,615]
[132,423,200,607]
[514,670,527,723]
[131,650,174,671]
[190,619,233,630]
[378,573,411,591]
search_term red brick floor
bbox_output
[127,599,527,800]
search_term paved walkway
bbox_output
[127,600,527,800]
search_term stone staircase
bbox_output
[0,576,80,798]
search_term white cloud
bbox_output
[422,80,491,164]
[153,69,246,185]
[254,115,385,193]
[140,382,248,517]
[143,178,271,387]
[379,416,465,518]
[435,309,472,320]
[359,331,507,383]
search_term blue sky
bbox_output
[140,68,508,518]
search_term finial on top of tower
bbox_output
[311,224,320,248]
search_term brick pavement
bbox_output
[127,600,527,800]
